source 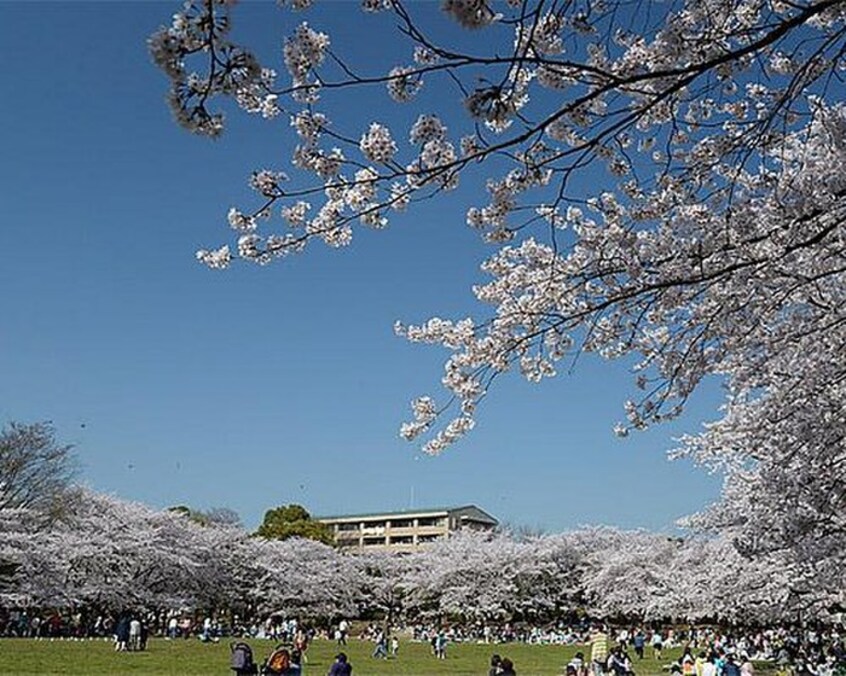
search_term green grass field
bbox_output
[0,637,687,675]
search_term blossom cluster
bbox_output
[283,22,330,101]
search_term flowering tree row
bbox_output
[2,489,842,623]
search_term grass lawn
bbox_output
[0,637,689,675]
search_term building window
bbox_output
[391,519,413,528]
[417,517,445,528]
[418,534,443,543]
[363,537,386,547]
[389,535,413,545]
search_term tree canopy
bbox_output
[149,0,846,574]
[1,487,835,622]
[255,503,334,545]
[169,504,243,528]
[0,421,77,516]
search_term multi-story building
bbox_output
[317,505,498,553]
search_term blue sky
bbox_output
[0,1,723,532]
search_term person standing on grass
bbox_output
[633,630,646,660]
[590,626,609,676]
[167,615,178,639]
[701,653,717,676]
[114,614,130,652]
[294,627,309,663]
[695,651,707,676]
[435,630,448,660]
[652,630,664,660]
[714,650,727,676]
[128,616,141,651]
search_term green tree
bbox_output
[255,504,333,545]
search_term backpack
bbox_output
[230,642,255,673]
[268,649,291,673]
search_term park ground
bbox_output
[0,638,776,675]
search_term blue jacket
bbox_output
[327,661,352,676]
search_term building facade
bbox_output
[317,505,498,553]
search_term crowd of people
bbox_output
[566,625,846,676]
[348,620,846,675]
[3,607,846,674]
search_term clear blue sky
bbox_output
[0,1,722,532]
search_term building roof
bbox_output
[317,504,498,525]
[449,504,499,526]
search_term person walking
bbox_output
[372,628,388,659]
[652,630,664,661]
[294,627,309,663]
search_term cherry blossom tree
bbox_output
[660,536,799,623]
[568,527,679,620]
[563,527,795,622]
[681,449,846,619]
[4,490,239,611]
[2,486,842,623]
[354,550,417,627]
[149,0,846,449]
[245,536,362,618]
[400,530,582,620]
[0,500,42,607]
[147,0,846,584]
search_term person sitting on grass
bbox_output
[263,647,301,675]
[327,652,352,676]
[565,651,587,676]
[499,657,517,676]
